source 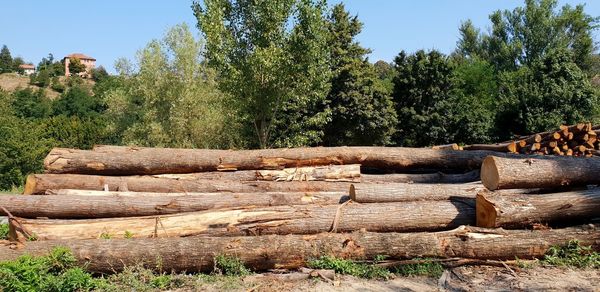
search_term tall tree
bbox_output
[68,58,86,76]
[193,0,332,148]
[323,4,396,146]
[0,45,13,73]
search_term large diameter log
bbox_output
[1,225,598,274]
[361,170,480,184]
[476,189,600,228]
[10,200,475,240]
[23,174,352,195]
[0,192,346,219]
[44,146,512,175]
[481,156,600,190]
[349,183,484,202]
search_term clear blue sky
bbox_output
[1,1,598,72]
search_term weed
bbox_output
[542,240,600,269]
[123,231,134,239]
[99,232,112,239]
[308,256,392,279]
[214,255,251,276]
[392,258,444,278]
[0,223,8,240]
[99,265,186,292]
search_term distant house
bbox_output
[18,64,35,75]
[63,53,96,77]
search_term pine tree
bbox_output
[0,45,13,73]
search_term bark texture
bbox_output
[361,170,480,184]
[1,225,598,273]
[10,200,475,240]
[44,146,511,175]
[0,191,346,219]
[481,156,600,190]
[476,189,600,228]
[349,183,484,202]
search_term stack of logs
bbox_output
[464,123,600,156]
[0,145,598,274]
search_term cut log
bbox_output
[349,183,484,202]
[256,164,360,182]
[44,146,514,175]
[476,189,600,228]
[9,200,475,240]
[481,156,600,190]
[23,174,352,195]
[0,191,346,219]
[463,142,517,153]
[361,170,480,184]
[1,225,598,274]
[431,143,460,150]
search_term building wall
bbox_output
[64,58,96,77]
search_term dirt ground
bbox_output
[186,266,600,292]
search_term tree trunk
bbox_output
[463,142,518,153]
[481,156,600,190]
[361,170,480,184]
[256,164,360,182]
[349,183,484,202]
[10,200,475,240]
[476,189,600,228]
[44,146,512,175]
[23,174,352,195]
[1,225,598,274]
[0,192,346,219]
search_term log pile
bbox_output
[1,145,598,274]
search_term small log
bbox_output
[256,165,360,182]
[43,146,514,175]
[1,225,598,274]
[349,183,483,202]
[10,201,475,240]
[476,189,600,228]
[0,191,346,219]
[463,142,517,153]
[23,174,352,195]
[431,144,460,150]
[481,156,600,190]
[361,170,480,184]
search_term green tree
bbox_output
[0,45,13,73]
[323,4,397,146]
[52,86,105,118]
[12,57,24,73]
[105,23,241,149]
[67,57,86,76]
[11,88,52,119]
[392,50,455,146]
[194,0,332,148]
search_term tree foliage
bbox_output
[194,0,332,148]
[68,58,87,76]
[0,45,13,73]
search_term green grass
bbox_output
[214,254,252,276]
[392,258,444,278]
[308,256,392,279]
[542,240,600,269]
[0,224,8,240]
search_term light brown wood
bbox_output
[0,191,346,219]
[23,174,353,195]
[361,170,480,184]
[256,164,360,182]
[349,183,483,202]
[10,200,475,240]
[476,189,600,228]
[44,146,512,175]
[431,144,460,150]
[1,225,598,273]
[463,142,517,153]
[481,156,600,190]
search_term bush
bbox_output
[213,255,251,276]
[543,240,600,269]
[0,224,8,240]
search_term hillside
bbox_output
[0,73,95,99]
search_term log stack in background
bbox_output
[1,125,600,273]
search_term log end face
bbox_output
[481,156,500,191]
[475,192,497,228]
[23,174,37,195]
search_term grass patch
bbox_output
[392,258,444,278]
[214,255,252,276]
[308,256,392,279]
[0,224,8,240]
[542,240,600,269]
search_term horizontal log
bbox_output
[1,225,598,274]
[476,189,600,228]
[44,146,515,175]
[0,191,346,219]
[481,156,600,190]
[349,183,484,202]
[24,174,352,195]
[361,170,480,184]
[10,200,475,240]
[463,142,517,153]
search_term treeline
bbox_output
[0,0,598,190]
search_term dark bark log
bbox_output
[463,142,517,153]
[361,170,480,184]
[1,225,598,274]
[23,174,352,195]
[44,146,513,175]
[0,191,347,219]
[10,200,475,240]
[349,183,484,202]
[481,156,600,190]
[476,189,600,228]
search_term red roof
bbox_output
[64,53,96,61]
[19,64,35,69]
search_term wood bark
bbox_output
[349,183,484,202]
[23,174,352,195]
[0,191,346,219]
[463,142,518,153]
[476,189,600,228]
[1,225,598,274]
[44,146,512,175]
[481,156,600,190]
[361,170,480,184]
[9,200,475,240]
